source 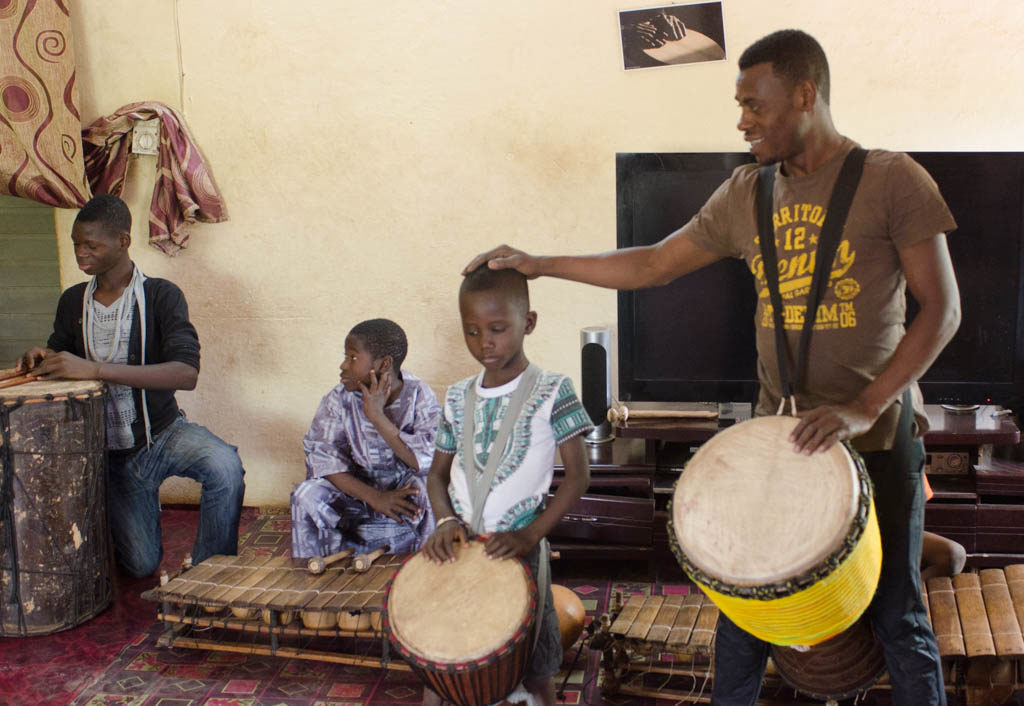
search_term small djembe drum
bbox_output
[669,415,881,646]
[0,379,112,636]
[383,540,537,706]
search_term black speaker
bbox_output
[580,326,613,443]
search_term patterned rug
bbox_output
[8,511,1021,705]
[0,508,263,706]
[66,511,645,706]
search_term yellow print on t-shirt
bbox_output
[761,301,857,331]
[753,202,860,331]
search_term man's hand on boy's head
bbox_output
[462,244,541,279]
[423,519,465,564]
[369,483,419,523]
[359,369,391,420]
[483,529,536,560]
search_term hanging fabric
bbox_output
[82,101,228,255]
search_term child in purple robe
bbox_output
[290,319,441,558]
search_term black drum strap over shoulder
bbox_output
[757,147,868,400]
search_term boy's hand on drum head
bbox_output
[31,351,100,381]
[791,402,875,455]
[423,519,465,564]
[483,529,535,560]
[16,347,50,373]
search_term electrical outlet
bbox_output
[131,118,160,155]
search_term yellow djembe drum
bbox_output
[669,415,882,646]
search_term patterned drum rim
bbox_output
[0,378,106,405]
[668,439,873,601]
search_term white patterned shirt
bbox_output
[89,295,136,450]
[436,368,592,533]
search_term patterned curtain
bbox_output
[0,0,88,208]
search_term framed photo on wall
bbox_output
[619,2,726,70]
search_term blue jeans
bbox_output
[712,412,945,704]
[106,415,246,578]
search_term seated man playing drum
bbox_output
[16,194,246,579]
[290,318,441,558]
[422,265,592,706]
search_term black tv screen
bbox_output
[616,151,1024,408]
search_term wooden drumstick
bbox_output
[353,545,389,572]
[0,374,37,390]
[607,403,718,424]
[307,548,354,575]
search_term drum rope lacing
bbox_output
[0,401,26,633]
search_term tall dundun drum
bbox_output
[0,379,112,636]
[669,415,881,646]
[384,540,536,706]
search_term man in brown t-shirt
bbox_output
[465,29,958,706]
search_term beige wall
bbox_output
[56,1,1024,506]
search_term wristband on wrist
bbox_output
[435,515,462,531]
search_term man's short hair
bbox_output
[460,264,530,313]
[349,318,408,372]
[75,194,132,236]
[739,29,830,105]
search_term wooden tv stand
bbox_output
[551,405,1024,568]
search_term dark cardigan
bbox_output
[48,277,201,453]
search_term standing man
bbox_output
[466,29,959,705]
[16,194,246,579]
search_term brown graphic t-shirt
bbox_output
[682,139,957,451]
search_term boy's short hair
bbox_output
[460,264,530,313]
[349,318,408,372]
[76,194,132,236]
[739,29,831,105]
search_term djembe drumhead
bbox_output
[387,540,531,662]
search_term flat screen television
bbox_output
[616,151,1024,409]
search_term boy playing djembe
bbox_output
[422,265,592,706]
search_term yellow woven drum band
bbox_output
[696,501,882,647]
